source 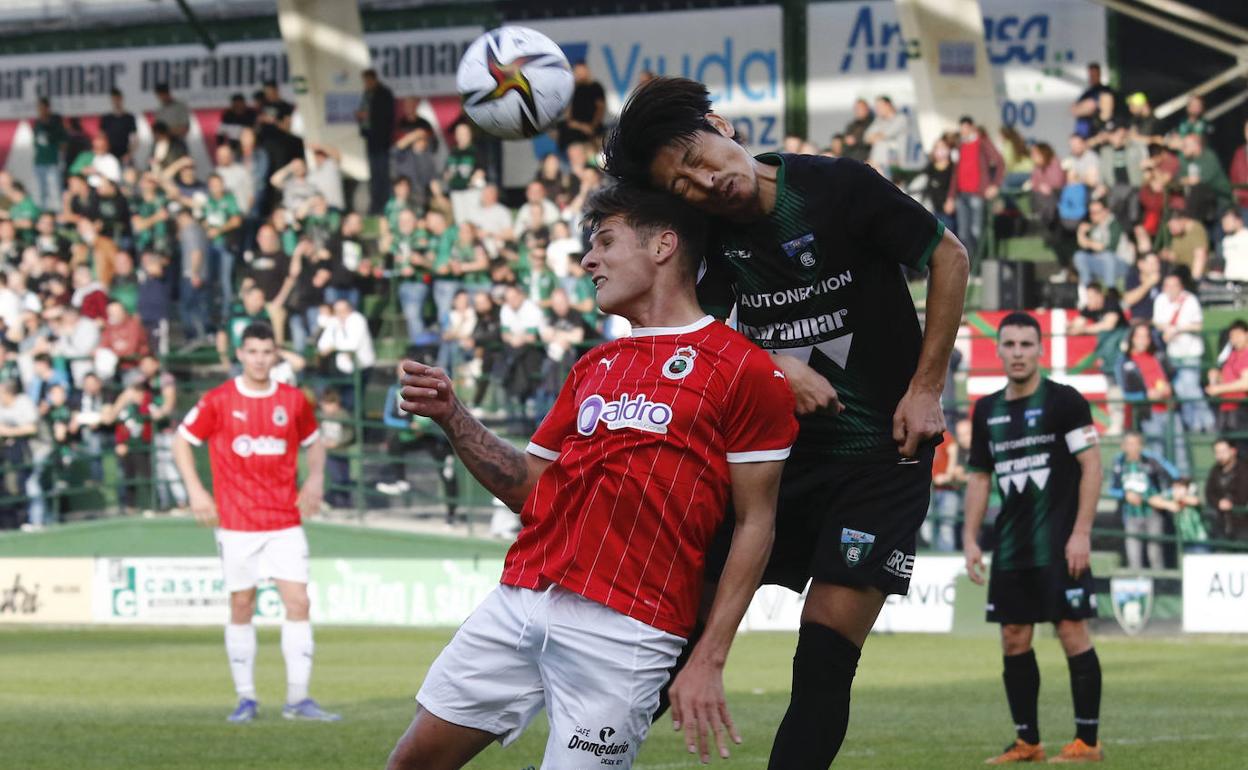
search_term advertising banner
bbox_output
[741,555,965,633]
[504,7,785,184]
[1182,554,1248,633]
[807,0,1107,160]
[0,558,94,624]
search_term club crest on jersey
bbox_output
[781,232,818,268]
[661,346,697,380]
[272,405,288,426]
[840,528,875,567]
[576,393,673,436]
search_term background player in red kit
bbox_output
[385,183,798,770]
[173,323,338,724]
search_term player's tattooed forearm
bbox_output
[445,402,529,493]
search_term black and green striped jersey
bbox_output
[696,153,944,461]
[968,379,1098,571]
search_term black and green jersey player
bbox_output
[964,312,1105,764]
[604,77,970,768]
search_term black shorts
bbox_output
[986,563,1098,625]
[705,447,934,596]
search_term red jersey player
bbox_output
[386,183,798,770]
[172,322,338,724]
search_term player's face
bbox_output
[583,216,657,317]
[649,116,759,216]
[237,338,277,382]
[997,325,1042,384]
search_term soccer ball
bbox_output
[457,26,574,140]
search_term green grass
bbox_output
[2,627,1244,769]
[0,516,509,559]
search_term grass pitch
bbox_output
[3,626,1244,769]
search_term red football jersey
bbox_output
[502,316,798,636]
[178,376,320,531]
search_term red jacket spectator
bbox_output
[99,301,150,366]
[947,125,1005,206]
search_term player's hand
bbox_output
[771,354,842,415]
[669,658,740,763]
[893,384,945,458]
[398,361,456,423]
[1065,531,1091,578]
[189,486,218,528]
[298,478,323,518]
[965,539,986,585]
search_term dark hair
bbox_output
[1128,319,1156,354]
[582,181,708,275]
[997,311,1042,338]
[958,115,975,126]
[362,69,378,79]
[110,88,123,98]
[603,77,715,185]
[320,389,341,406]
[1230,319,1248,333]
[1215,436,1237,450]
[240,322,275,345]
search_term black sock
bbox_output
[767,623,861,770]
[1067,648,1101,745]
[1003,650,1041,745]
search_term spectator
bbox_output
[1072,62,1114,137]
[202,174,243,309]
[152,83,190,139]
[31,98,66,212]
[89,177,132,247]
[1175,94,1210,139]
[270,157,319,217]
[136,352,185,512]
[96,299,149,380]
[1160,211,1208,279]
[32,212,68,262]
[69,134,121,189]
[998,125,1034,191]
[49,303,98,386]
[1153,272,1215,434]
[70,371,105,483]
[218,285,269,372]
[1108,431,1173,569]
[1229,118,1248,218]
[131,174,172,256]
[535,153,580,210]
[918,136,955,231]
[174,208,210,344]
[107,251,140,316]
[7,182,41,244]
[213,144,254,217]
[256,100,304,194]
[945,116,1003,261]
[1219,209,1248,282]
[216,93,258,152]
[1179,132,1232,225]
[444,122,485,194]
[437,289,477,378]
[317,388,354,510]
[1119,319,1187,472]
[497,284,546,414]
[1097,121,1144,225]
[560,61,607,150]
[99,88,138,163]
[383,208,432,344]
[260,79,294,119]
[468,290,502,410]
[25,352,68,406]
[1127,92,1164,146]
[0,379,40,530]
[1206,437,1248,540]
[306,143,345,211]
[538,287,589,411]
[148,121,189,172]
[468,183,514,256]
[926,417,970,552]
[1206,319,1248,435]
[514,181,560,239]
[440,221,490,297]
[321,211,368,308]
[357,69,396,214]
[866,96,907,175]
[391,122,439,212]
[316,298,376,409]
[378,360,459,521]
[286,239,324,354]
[241,224,295,346]
[1156,476,1210,553]
[841,98,873,162]
[1069,281,1128,365]
[109,368,153,511]
[520,231,559,308]
[1074,198,1124,289]
[136,251,173,353]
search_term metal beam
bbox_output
[173,0,217,51]
[1133,0,1248,43]
[1087,0,1243,57]
[1154,61,1248,119]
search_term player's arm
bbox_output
[895,228,970,456]
[173,430,217,527]
[963,470,992,585]
[297,436,326,517]
[1068,432,1102,578]
[669,457,783,763]
[398,361,549,511]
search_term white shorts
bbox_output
[417,584,686,770]
[215,526,309,593]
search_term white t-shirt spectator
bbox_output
[0,392,38,434]
[308,157,345,211]
[1153,290,1204,363]
[468,202,514,253]
[216,162,254,214]
[547,236,583,279]
[868,113,908,168]
[1222,229,1248,283]
[87,152,122,188]
[514,199,561,238]
[317,310,376,373]
[500,298,546,338]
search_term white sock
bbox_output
[281,620,314,704]
[224,623,256,700]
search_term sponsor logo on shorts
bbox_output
[1065,587,1085,610]
[987,415,1011,425]
[840,528,875,567]
[576,393,673,436]
[567,724,629,761]
[883,549,914,579]
[231,435,288,457]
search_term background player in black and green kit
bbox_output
[604,77,970,768]
[964,312,1105,764]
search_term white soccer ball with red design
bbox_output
[457,26,574,140]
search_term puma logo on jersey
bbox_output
[598,355,618,371]
[232,410,246,421]
[773,370,786,379]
